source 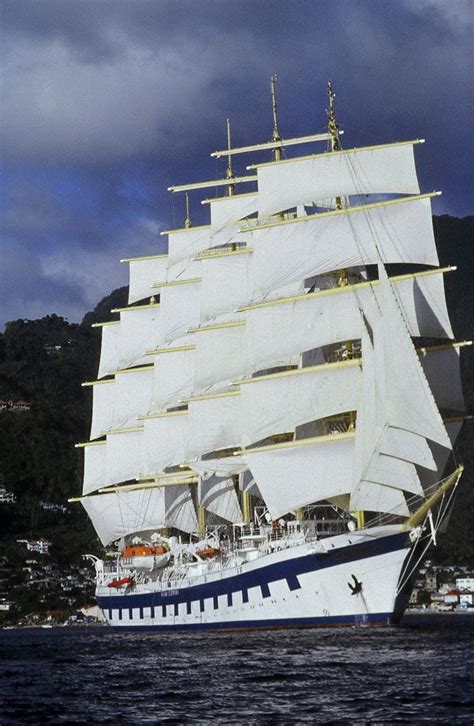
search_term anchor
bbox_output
[348,574,363,595]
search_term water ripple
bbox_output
[0,624,473,724]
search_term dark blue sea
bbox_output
[1,620,473,724]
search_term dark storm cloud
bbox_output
[3,0,470,165]
[0,0,472,328]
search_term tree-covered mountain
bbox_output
[0,287,127,564]
[0,218,472,569]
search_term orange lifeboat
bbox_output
[196,547,220,559]
[121,544,168,558]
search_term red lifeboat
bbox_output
[107,576,135,589]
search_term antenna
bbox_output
[184,192,192,228]
[226,118,235,197]
[270,74,282,161]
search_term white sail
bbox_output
[377,266,451,449]
[141,412,188,478]
[106,429,143,487]
[243,434,355,520]
[187,393,240,458]
[350,481,410,517]
[239,469,262,498]
[118,304,162,370]
[82,485,194,546]
[193,322,250,392]
[82,442,107,496]
[418,420,463,493]
[112,368,154,431]
[160,281,201,343]
[97,322,121,379]
[256,142,421,217]
[167,226,211,282]
[246,196,438,298]
[151,344,196,413]
[199,250,305,323]
[163,485,198,534]
[199,252,253,323]
[380,427,437,471]
[353,267,452,512]
[189,454,247,478]
[199,475,242,523]
[365,455,424,495]
[244,270,453,377]
[391,271,454,338]
[125,254,168,304]
[237,361,361,447]
[208,192,258,230]
[90,380,115,440]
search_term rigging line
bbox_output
[114,486,128,536]
[342,143,402,245]
[119,487,158,534]
[397,531,434,594]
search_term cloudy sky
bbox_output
[1,0,472,328]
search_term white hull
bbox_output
[96,526,412,630]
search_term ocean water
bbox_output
[1,623,473,724]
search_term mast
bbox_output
[327,81,341,153]
[184,193,192,229]
[328,81,360,523]
[327,81,343,216]
[225,118,236,197]
[198,500,206,538]
[271,74,282,162]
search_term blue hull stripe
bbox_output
[107,612,393,631]
[98,531,409,612]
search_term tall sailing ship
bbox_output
[74,79,468,630]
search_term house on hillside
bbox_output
[0,486,16,504]
[12,400,30,412]
[17,538,51,555]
